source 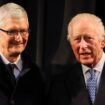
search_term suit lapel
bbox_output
[0,56,16,86]
[65,63,91,105]
[95,63,105,105]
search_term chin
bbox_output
[10,50,22,56]
[12,48,24,53]
[80,60,93,66]
[80,57,93,62]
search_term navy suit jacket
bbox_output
[47,63,105,105]
[0,53,45,105]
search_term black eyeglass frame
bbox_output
[0,28,30,36]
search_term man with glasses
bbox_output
[0,2,45,105]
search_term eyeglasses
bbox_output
[0,28,30,36]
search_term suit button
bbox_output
[10,100,15,105]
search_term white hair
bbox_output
[67,13,105,41]
[0,2,29,27]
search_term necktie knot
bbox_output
[8,63,20,78]
[89,69,96,80]
[7,63,15,72]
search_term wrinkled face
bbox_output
[69,21,105,67]
[0,17,29,58]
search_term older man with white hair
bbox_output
[47,13,105,105]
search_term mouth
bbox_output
[10,43,23,48]
[11,41,23,45]
[80,53,91,58]
[80,53,90,55]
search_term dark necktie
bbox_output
[7,63,16,85]
[7,63,15,77]
[87,69,96,104]
[8,63,20,78]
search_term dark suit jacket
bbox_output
[0,53,45,105]
[47,63,105,105]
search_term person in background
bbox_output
[47,13,105,105]
[0,2,45,105]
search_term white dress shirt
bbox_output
[82,52,105,91]
[0,53,22,78]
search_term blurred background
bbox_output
[0,0,104,72]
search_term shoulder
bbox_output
[47,62,81,79]
[21,53,44,78]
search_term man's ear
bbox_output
[101,36,105,48]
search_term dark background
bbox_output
[0,0,104,71]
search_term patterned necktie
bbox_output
[87,69,96,104]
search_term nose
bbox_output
[14,32,22,42]
[79,38,88,51]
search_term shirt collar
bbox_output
[82,52,105,75]
[0,53,22,71]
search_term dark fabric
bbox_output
[0,53,46,105]
[47,62,105,105]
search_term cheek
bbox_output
[22,37,29,47]
[71,43,79,51]
[24,35,29,41]
[23,37,28,43]
[1,38,9,47]
[91,42,102,54]
[71,44,79,57]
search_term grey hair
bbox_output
[0,2,29,27]
[67,13,105,42]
